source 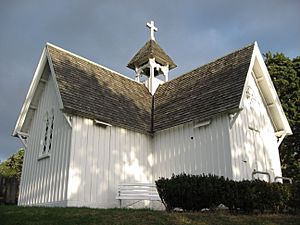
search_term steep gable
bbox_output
[153,44,255,131]
[12,47,63,138]
[241,43,292,136]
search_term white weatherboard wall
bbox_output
[153,116,233,180]
[229,72,281,181]
[18,72,72,206]
[18,67,282,208]
[67,117,153,208]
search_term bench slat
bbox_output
[118,188,156,191]
[117,197,161,201]
[116,183,161,207]
[118,183,156,186]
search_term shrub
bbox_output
[155,173,294,212]
[288,181,300,210]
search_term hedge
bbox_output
[155,174,298,212]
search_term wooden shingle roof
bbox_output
[47,43,254,133]
[153,43,255,131]
[127,40,176,70]
[47,45,153,133]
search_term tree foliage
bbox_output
[264,52,300,182]
[0,148,24,180]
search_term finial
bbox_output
[146,20,158,41]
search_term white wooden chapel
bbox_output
[13,21,292,208]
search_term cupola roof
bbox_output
[127,40,177,70]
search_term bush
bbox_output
[289,181,300,210]
[155,173,294,212]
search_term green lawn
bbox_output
[0,205,299,225]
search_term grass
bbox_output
[0,205,299,225]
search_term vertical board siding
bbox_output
[18,73,71,206]
[18,71,282,208]
[229,73,282,181]
[153,116,233,180]
[67,118,153,208]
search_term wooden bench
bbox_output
[116,183,161,208]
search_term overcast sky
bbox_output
[0,0,299,161]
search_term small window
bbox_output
[39,109,55,160]
[42,112,49,154]
[48,110,55,152]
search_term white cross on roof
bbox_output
[146,20,158,41]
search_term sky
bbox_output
[0,0,299,161]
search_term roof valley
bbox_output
[47,42,255,133]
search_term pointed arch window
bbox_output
[48,109,55,152]
[39,109,55,160]
[42,112,49,154]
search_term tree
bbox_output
[265,52,300,182]
[0,148,24,180]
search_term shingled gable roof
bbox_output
[153,43,255,131]
[50,42,255,132]
[14,42,256,137]
[46,44,153,133]
[48,43,255,133]
[127,40,176,70]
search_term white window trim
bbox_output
[38,109,55,161]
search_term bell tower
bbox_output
[127,20,176,95]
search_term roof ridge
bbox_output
[162,42,255,85]
[46,42,140,84]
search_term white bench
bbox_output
[116,183,161,208]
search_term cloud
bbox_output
[0,0,299,160]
